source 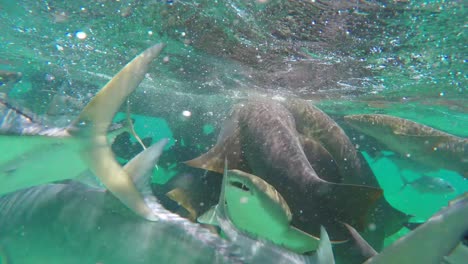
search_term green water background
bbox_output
[0,0,467,260]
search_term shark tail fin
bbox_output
[69,43,165,221]
[123,138,168,218]
[308,226,335,264]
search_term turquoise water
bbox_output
[0,1,466,263]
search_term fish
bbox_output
[344,114,468,178]
[0,44,165,221]
[399,173,455,194]
[198,168,322,254]
[0,149,332,264]
[186,98,383,241]
[281,98,410,258]
[199,162,335,263]
[363,192,468,263]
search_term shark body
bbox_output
[343,193,468,264]
[344,114,467,178]
[199,163,335,263]
[0,44,165,221]
[186,98,383,241]
[0,157,334,264]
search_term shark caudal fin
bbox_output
[69,43,165,221]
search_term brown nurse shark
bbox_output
[186,98,383,241]
[344,114,467,178]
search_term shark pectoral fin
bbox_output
[342,222,378,259]
[309,226,335,264]
[280,226,321,254]
[70,44,165,221]
[185,107,244,173]
[197,206,219,226]
[166,188,198,221]
[184,144,228,174]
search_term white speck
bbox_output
[368,223,376,231]
[406,153,411,158]
[148,30,153,36]
[240,197,248,204]
[56,44,64,51]
[439,92,445,96]
[181,32,186,37]
[433,147,438,151]
[75,31,87,40]
[182,110,191,117]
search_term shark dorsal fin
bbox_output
[70,44,165,221]
[310,226,335,264]
[124,138,168,196]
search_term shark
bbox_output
[0,43,165,221]
[344,114,468,178]
[185,98,383,241]
[198,162,335,263]
[281,99,411,247]
[0,147,334,264]
[198,168,322,254]
[342,193,468,264]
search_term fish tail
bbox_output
[70,43,165,221]
[398,173,410,192]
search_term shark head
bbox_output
[223,169,292,230]
[199,164,321,254]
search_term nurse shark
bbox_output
[198,168,323,254]
[185,98,384,241]
[344,114,467,178]
[0,44,165,221]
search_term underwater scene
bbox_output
[0,0,466,263]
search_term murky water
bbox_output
[0,1,466,263]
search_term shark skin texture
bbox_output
[344,114,467,178]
